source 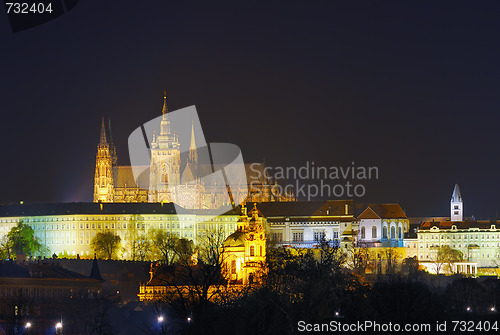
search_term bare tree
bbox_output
[125,214,144,260]
[151,226,229,332]
[432,245,462,274]
[91,232,121,260]
[151,230,180,265]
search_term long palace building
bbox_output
[0,201,358,259]
[0,202,240,258]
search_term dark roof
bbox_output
[0,261,101,282]
[147,264,225,286]
[357,204,407,220]
[404,223,420,238]
[420,220,500,230]
[246,200,354,217]
[89,256,103,281]
[0,202,241,217]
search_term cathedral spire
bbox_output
[162,90,168,115]
[189,121,196,150]
[159,91,172,135]
[99,117,107,145]
[188,121,198,165]
[108,118,117,165]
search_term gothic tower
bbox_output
[188,121,198,166]
[107,118,118,166]
[93,118,115,202]
[450,184,463,222]
[148,92,181,202]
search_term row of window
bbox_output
[271,231,340,243]
[16,221,234,232]
[418,243,500,249]
[0,286,99,298]
[420,234,500,240]
[5,215,236,223]
[418,253,495,259]
[360,226,403,240]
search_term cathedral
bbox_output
[94,93,294,208]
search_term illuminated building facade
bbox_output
[357,204,409,247]
[416,185,499,269]
[0,203,240,258]
[223,204,267,285]
[93,93,294,207]
[251,200,357,248]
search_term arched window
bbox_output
[361,226,366,239]
[231,260,236,274]
[398,227,402,239]
[383,226,388,239]
[250,245,255,257]
[391,227,395,239]
[372,226,377,239]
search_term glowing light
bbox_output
[466,307,471,311]
[55,322,62,329]
[157,316,164,323]
[335,312,339,317]
[25,322,31,328]
[491,307,496,312]
[187,317,191,322]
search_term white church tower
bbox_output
[450,184,463,222]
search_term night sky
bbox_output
[1,1,500,218]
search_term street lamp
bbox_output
[157,316,164,323]
[25,322,31,328]
[55,322,63,334]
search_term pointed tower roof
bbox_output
[187,121,198,166]
[189,121,196,150]
[99,117,107,145]
[451,184,462,202]
[108,118,117,165]
[162,90,168,115]
[89,254,103,281]
[107,118,114,145]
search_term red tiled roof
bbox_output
[420,220,498,230]
[357,204,407,219]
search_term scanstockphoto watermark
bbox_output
[250,161,379,200]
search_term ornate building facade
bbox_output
[94,93,294,207]
[223,204,267,285]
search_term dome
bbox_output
[223,231,246,247]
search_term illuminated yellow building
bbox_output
[0,203,239,259]
[223,204,267,285]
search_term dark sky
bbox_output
[1,1,500,218]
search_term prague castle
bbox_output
[94,93,294,207]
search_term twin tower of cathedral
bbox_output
[93,93,294,208]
